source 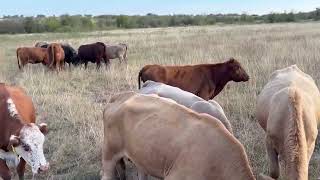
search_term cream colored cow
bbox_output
[101,92,256,180]
[257,65,320,179]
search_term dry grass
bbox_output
[0,22,320,180]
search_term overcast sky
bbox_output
[1,0,319,16]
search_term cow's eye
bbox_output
[22,144,30,152]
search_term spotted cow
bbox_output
[0,83,49,180]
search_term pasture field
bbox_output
[1,22,320,179]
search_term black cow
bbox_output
[36,42,78,68]
[75,42,109,69]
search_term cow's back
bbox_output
[105,44,126,59]
[0,84,35,148]
[139,80,203,107]
[104,93,255,180]
[191,100,233,133]
[140,65,209,95]
[257,65,320,129]
[5,85,35,124]
[17,47,47,62]
[78,42,105,60]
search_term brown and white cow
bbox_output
[47,43,65,71]
[101,92,257,180]
[16,47,48,69]
[257,65,320,179]
[0,83,49,180]
[138,58,250,100]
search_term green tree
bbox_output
[44,17,60,32]
[23,17,35,33]
[314,8,320,20]
[267,13,276,23]
[116,15,129,28]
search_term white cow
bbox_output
[139,80,232,133]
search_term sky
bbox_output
[1,0,319,16]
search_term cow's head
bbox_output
[226,58,249,82]
[71,55,81,66]
[8,123,49,174]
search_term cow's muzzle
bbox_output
[38,163,49,173]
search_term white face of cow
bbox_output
[9,123,49,174]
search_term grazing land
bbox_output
[0,22,320,179]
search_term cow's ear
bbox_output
[8,135,20,148]
[38,123,49,135]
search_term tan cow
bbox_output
[16,47,48,69]
[102,92,257,180]
[256,65,320,180]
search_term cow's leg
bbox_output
[118,56,123,64]
[266,136,279,179]
[60,61,65,71]
[104,59,110,70]
[96,60,102,70]
[84,62,88,69]
[56,61,60,72]
[101,144,122,180]
[137,171,148,180]
[115,158,126,180]
[16,159,26,180]
[22,61,27,69]
[102,157,116,180]
[0,160,11,180]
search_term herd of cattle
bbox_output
[16,41,128,71]
[1,44,320,180]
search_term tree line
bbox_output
[1,8,320,34]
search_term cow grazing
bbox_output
[0,83,49,180]
[138,58,250,100]
[139,80,232,133]
[102,92,257,180]
[76,42,109,69]
[36,43,77,68]
[16,47,48,69]
[105,43,128,63]
[47,43,65,71]
[256,65,320,179]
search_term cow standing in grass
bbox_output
[16,47,49,69]
[76,42,109,69]
[0,83,49,180]
[102,92,258,180]
[138,58,250,100]
[47,43,65,71]
[257,65,320,179]
[105,43,128,63]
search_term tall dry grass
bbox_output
[0,22,320,179]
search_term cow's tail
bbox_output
[49,45,55,69]
[16,48,21,70]
[284,88,308,177]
